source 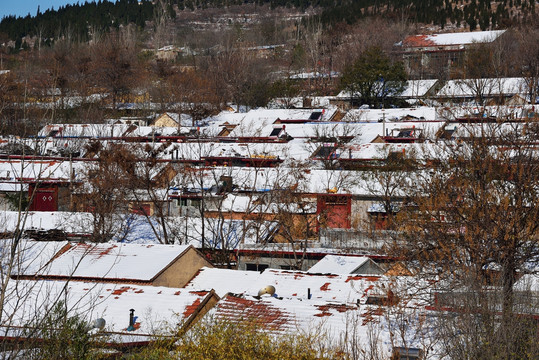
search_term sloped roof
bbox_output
[6,239,69,276]
[337,81,438,99]
[204,108,338,138]
[186,267,384,303]
[251,270,381,302]
[402,30,506,47]
[33,242,192,281]
[1,280,215,340]
[184,267,261,297]
[173,165,409,197]
[212,290,436,353]
[307,255,373,274]
[399,80,439,98]
[436,77,527,98]
[341,107,439,122]
[0,160,86,182]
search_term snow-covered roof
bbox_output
[38,124,180,138]
[341,107,439,122]
[438,104,538,120]
[436,77,527,98]
[342,120,444,143]
[0,211,87,235]
[307,255,372,274]
[185,267,386,302]
[183,267,261,297]
[0,160,85,182]
[268,96,333,108]
[172,165,410,197]
[340,142,447,162]
[402,30,506,47]
[337,81,438,100]
[35,242,192,281]
[1,280,215,339]
[514,273,539,293]
[203,108,338,138]
[398,80,439,98]
[3,239,69,276]
[164,141,311,162]
[210,275,437,354]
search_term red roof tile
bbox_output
[216,295,292,331]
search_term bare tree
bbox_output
[76,144,133,243]
[395,119,539,357]
[90,28,141,112]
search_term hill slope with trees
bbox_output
[0,0,536,48]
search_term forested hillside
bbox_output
[0,0,158,44]
[0,0,536,47]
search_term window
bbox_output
[309,111,323,120]
[269,128,282,137]
[397,130,413,137]
[246,263,269,272]
[365,290,398,306]
[312,146,336,159]
[280,265,299,270]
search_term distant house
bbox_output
[14,242,213,288]
[434,77,528,105]
[333,80,440,108]
[155,45,180,61]
[397,30,506,79]
[0,280,219,349]
[237,244,392,272]
[307,255,384,275]
[0,160,84,212]
[153,112,181,127]
[208,273,434,358]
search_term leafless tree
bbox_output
[394,118,539,357]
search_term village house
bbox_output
[13,242,213,288]
[307,254,384,275]
[0,279,219,350]
[396,30,507,79]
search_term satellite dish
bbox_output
[91,318,106,330]
[258,285,276,297]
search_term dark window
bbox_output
[313,146,335,159]
[322,195,349,205]
[387,151,404,161]
[309,112,323,120]
[397,130,413,137]
[246,263,269,272]
[280,265,298,270]
[269,128,282,137]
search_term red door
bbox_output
[29,187,58,212]
[317,194,352,229]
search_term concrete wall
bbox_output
[153,247,213,287]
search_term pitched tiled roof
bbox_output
[2,280,214,337]
[29,242,192,281]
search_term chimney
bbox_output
[129,309,135,328]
